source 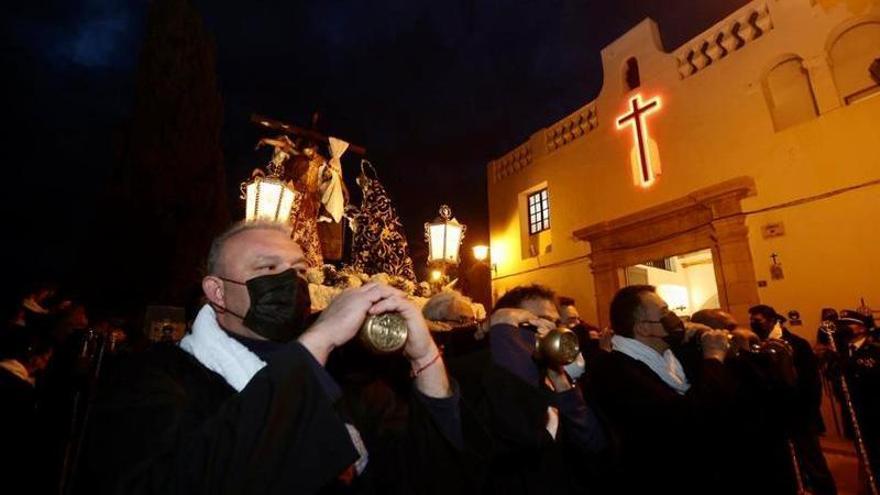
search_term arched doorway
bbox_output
[574,176,760,326]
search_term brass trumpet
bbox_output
[518,323,580,367]
[536,327,581,367]
[359,312,409,354]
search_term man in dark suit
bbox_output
[750,304,837,495]
[835,310,880,486]
[588,285,735,495]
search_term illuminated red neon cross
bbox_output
[616,94,662,185]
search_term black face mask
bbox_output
[218,269,312,342]
[750,321,771,340]
[647,312,685,347]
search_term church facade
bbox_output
[486,0,880,336]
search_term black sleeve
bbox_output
[792,339,823,414]
[554,387,607,454]
[85,344,357,495]
[401,381,489,495]
[685,358,740,417]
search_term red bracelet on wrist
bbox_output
[410,351,443,378]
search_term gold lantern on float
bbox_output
[240,148,297,224]
[425,205,466,266]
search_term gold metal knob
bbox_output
[536,328,581,367]
[359,313,409,354]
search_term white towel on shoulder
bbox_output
[179,305,266,392]
[611,335,691,394]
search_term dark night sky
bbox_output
[2,0,749,292]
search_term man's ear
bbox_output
[202,276,225,309]
[632,320,648,338]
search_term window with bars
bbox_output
[527,189,550,235]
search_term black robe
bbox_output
[449,324,608,494]
[780,329,837,495]
[587,350,738,495]
[669,336,802,494]
[0,365,48,492]
[77,340,476,495]
[721,351,800,494]
[840,336,880,481]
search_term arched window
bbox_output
[829,21,880,104]
[623,57,640,91]
[763,57,818,131]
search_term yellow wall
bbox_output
[487,0,880,340]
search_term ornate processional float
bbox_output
[239,114,486,338]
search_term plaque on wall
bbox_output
[761,222,785,239]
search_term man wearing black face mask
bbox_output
[587,285,736,495]
[79,221,477,495]
[749,304,837,495]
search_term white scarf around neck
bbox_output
[179,305,266,392]
[611,335,691,394]
[768,322,784,340]
[178,305,370,474]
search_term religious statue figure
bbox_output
[253,132,353,267]
[285,140,327,268]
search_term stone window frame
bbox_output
[761,54,820,132]
[527,188,550,235]
[826,18,880,106]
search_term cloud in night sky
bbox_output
[7,0,143,70]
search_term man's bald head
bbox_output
[202,221,306,340]
[691,309,738,331]
[206,221,292,277]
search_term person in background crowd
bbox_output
[0,328,55,491]
[39,301,96,491]
[588,285,734,494]
[750,304,837,495]
[833,310,880,486]
[18,282,58,326]
[4,282,60,331]
[557,296,583,328]
[450,284,607,494]
[816,308,852,355]
[558,296,604,361]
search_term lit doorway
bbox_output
[624,249,720,316]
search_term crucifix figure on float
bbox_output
[252,126,353,268]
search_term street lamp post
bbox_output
[424,205,466,289]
